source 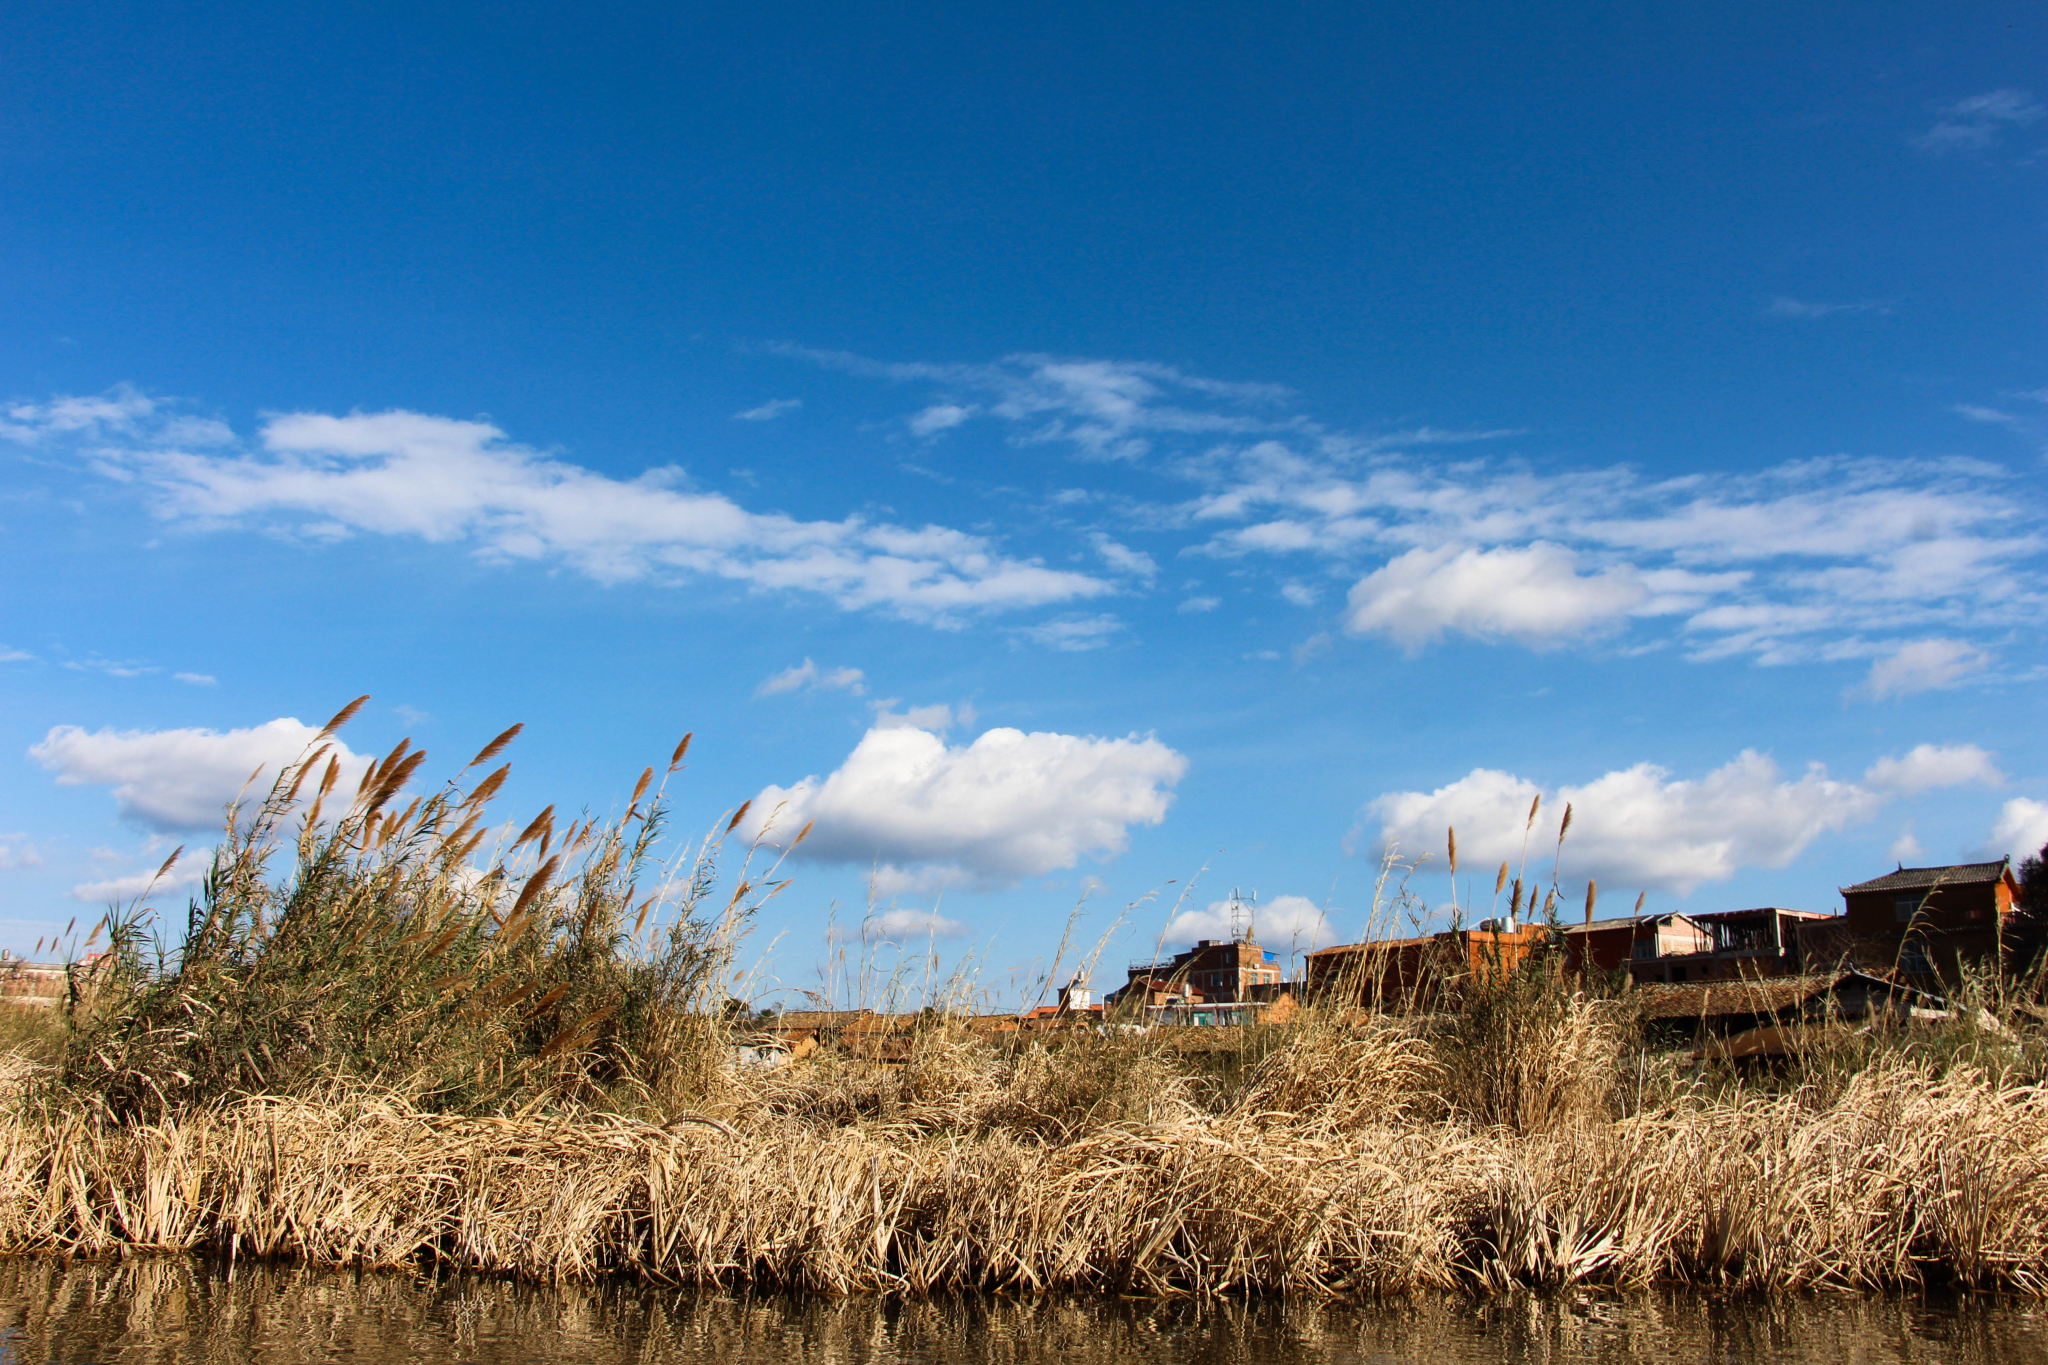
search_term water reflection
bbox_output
[1,1258,2042,1365]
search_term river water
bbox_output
[2,1259,2043,1364]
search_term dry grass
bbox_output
[11,706,2048,1298]
[7,1021,2048,1296]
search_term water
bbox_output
[2,1258,2043,1364]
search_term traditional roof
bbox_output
[1632,970,1942,1021]
[1841,861,2011,895]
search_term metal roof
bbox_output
[1841,860,2010,895]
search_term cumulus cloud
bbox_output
[755,658,866,697]
[1343,543,1648,651]
[1858,638,1992,700]
[871,701,968,732]
[740,723,1187,888]
[865,907,968,941]
[29,717,372,833]
[1911,89,2044,154]
[1162,893,1331,950]
[1986,799,2048,862]
[1863,743,2002,794]
[17,397,1108,625]
[1366,751,1888,896]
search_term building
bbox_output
[1634,969,1949,1052]
[0,951,75,1009]
[1564,907,1836,984]
[1837,860,2021,980]
[1111,935,1283,1009]
[1304,926,1547,1008]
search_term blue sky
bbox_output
[2,1,2043,1002]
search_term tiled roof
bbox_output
[1841,861,2010,895]
[1633,975,1840,1020]
[1632,970,1940,1021]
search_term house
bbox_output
[1566,907,1837,983]
[1837,860,2022,980]
[1632,969,1949,1051]
[1304,925,1548,1008]
[1116,936,1284,1004]
[0,952,73,1009]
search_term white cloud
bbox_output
[741,723,1187,887]
[28,400,1108,625]
[866,907,968,940]
[1088,532,1157,579]
[1279,583,1319,607]
[29,717,373,833]
[1018,614,1125,651]
[0,836,43,871]
[755,658,866,698]
[757,348,2043,670]
[174,672,217,686]
[0,646,34,663]
[1912,89,2044,153]
[871,701,966,732]
[1858,638,1992,701]
[1889,828,1924,863]
[734,398,801,421]
[1178,596,1221,613]
[1863,743,2002,795]
[1343,543,1648,651]
[1986,799,2048,863]
[908,404,974,436]
[777,346,1297,461]
[1366,751,1887,896]
[1163,893,1331,950]
[69,857,208,907]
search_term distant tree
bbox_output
[2020,842,2048,919]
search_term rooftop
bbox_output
[1632,970,1942,1021]
[1841,861,2012,895]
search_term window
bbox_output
[1895,894,1919,924]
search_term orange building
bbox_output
[1304,926,1547,1008]
[1837,860,2021,980]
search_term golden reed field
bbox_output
[5,702,2048,1297]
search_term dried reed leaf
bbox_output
[1494,862,1508,896]
[1447,826,1457,874]
[669,731,693,771]
[521,983,570,1020]
[318,694,370,736]
[725,800,751,836]
[465,764,511,810]
[513,806,556,850]
[630,766,654,808]
[466,723,524,771]
[505,855,562,925]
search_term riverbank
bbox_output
[6,1029,2047,1296]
